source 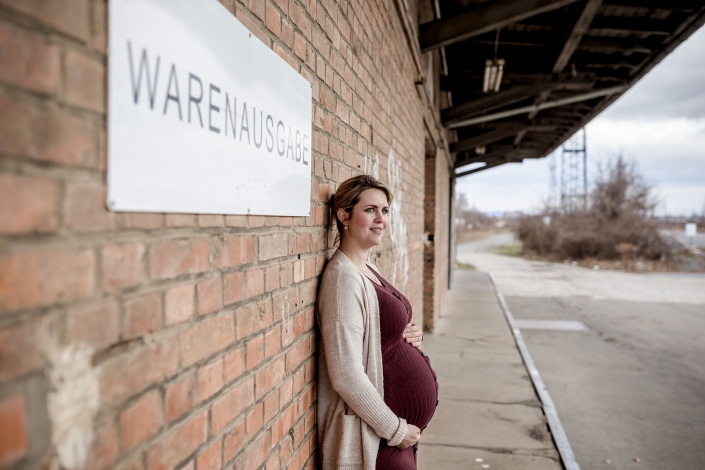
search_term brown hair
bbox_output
[331,175,393,241]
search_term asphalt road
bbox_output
[661,229,705,250]
[458,235,705,470]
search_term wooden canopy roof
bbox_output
[422,0,705,175]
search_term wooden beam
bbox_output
[440,71,595,91]
[601,0,703,10]
[450,124,535,153]
[456,157,522,177]
[442,80,593,127]
[588,16,673,35]
[455,148,512,169]
[443,84,555,126]
[419,0,578,52]
[577,37,656,54]
[553,0,604,72]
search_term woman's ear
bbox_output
[336,208,349,226]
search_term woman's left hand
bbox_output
[403,323,423,348]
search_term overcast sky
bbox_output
[457,26,705,216]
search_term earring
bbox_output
[343,225,349,230]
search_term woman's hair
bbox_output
[330,175,393,240]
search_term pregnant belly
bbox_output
[382,341,439,429]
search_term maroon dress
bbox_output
[371,269,438,470]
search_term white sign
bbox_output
[108,0,312,216]
[685,223,697,237]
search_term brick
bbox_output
[271,288,299,323]
[264,265,279,293]
[211,378,254,434]
[165,284,195,326]
[216,236,243,269]
[245,335,263,371]
[0,95,94,166]
[197,276,222,315]
[0,0,89,40]
[224,215,247,227]
[66,301,120,351]
[165,373,196,423]
[281,19,293,49]
[84,421,118,470]
[278,379,293,411]
[264,326,281,359]
[293,259,304,283]
[122,213,163,229]
[65,50,105,113]
[0,318,46,380]
[248,215,264,228]
[223,348,244,384]
[91,0,106,52]
[146,411,207,470]
[279,262,293,288]
[0,395,27,465]
[263,392,279,424]
[272,404,296,445]
[197,359,223,402]
[234,429,270,470]
[245,268,263,298]
[245,403,263,438]
[179,315,234,367]
[294,32,307,60]
[243,236,256,263]
[198,214,224,227]
[149,238,211,280]
[0,174,58,235]
[259,233,288,260]
[64,183,116,232]
[235,300,272,340]
[196,439,221,470]
[264,450,279,470]
[102,242,145,291]
[165,213,195,227]
[120,391,161,452]
[223,420,245,463]
[254,356,284,401]
[123,292,161,339]
[304,257,316,280]
[100,337,179,405]
[223,272,244,305]
[0,248,94,313]
[0,20,60,94]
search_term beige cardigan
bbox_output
[317,250,408,470]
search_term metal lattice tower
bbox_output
[560,128,587,212]
[548,151,558,209]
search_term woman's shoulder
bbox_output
[321,251,366,289]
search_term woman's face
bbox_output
[341,188,389,249]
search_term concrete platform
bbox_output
[418,270,563,470]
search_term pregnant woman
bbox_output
[317,175,438,470]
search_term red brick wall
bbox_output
[0,1,452,470]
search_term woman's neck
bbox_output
[338,238,370,268]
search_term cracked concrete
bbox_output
[418,270,562,470]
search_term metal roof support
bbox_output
[419,0,579,52]
[446,85,627,129]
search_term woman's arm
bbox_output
[319,270,408,446]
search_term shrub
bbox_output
[518,156,671,261]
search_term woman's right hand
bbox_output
[397,424,421,449]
